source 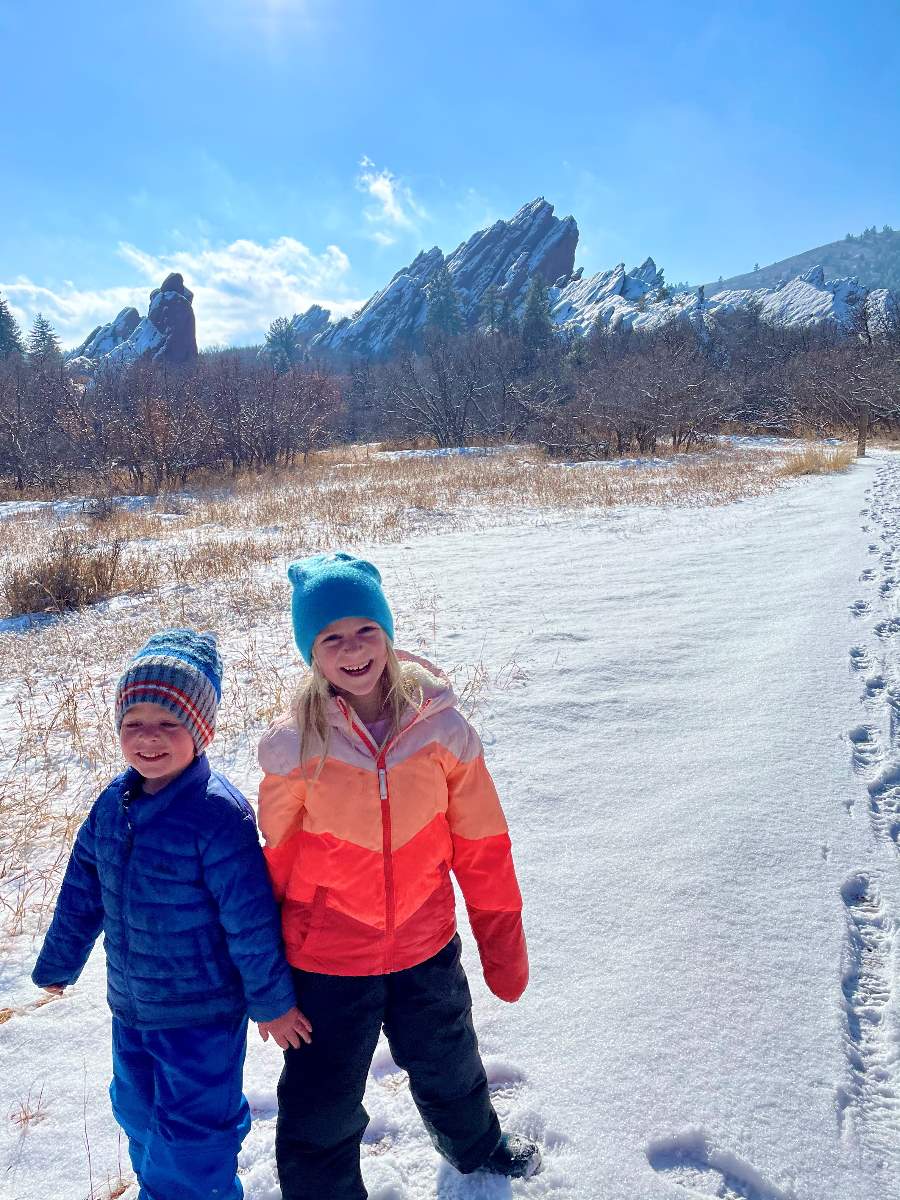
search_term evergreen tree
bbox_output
[26,312,62,363]
[264,316,301,373]
[0,293,24,358]
[498,293,519,339]
[697,284,706,304]
[754,262,760,273]
[479,285,502,334]
[521,275,554,353]
[424,264,464,337]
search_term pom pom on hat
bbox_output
[288,552,394,665]
[114,629,222,754]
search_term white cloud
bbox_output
[356,157,426,241]
[1,236,364,350]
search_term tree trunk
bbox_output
[857,402,870,457]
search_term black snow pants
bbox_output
[275,935,501,1200]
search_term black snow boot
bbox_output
[480,1132,542,1180]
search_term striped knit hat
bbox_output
[114,629,223,754]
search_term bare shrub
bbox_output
[4,533,126,616]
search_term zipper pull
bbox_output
[378,768,387,800]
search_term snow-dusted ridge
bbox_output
[289,199,900,357]
[69,200,900,367]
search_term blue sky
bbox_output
[2,0,898,349]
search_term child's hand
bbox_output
[257,1005,312,1049]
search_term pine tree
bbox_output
[264,316,301,373]
[498,293,519,339]
[424,265,464,337]
[26,312,62,363]
[479,285,502,334]
[521,275,554,353]
[0,293,24,358]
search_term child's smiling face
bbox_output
[119,702,196,793]
[313,617,389,700]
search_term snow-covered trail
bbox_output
[3,456,899,1200]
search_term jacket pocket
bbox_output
[284,886,329,956]
[305,886,329,946]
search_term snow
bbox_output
[0,494,189,523]
[374,446,525,461]
[2,456,900,1199]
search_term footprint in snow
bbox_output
[646,1131,794,1200]
[860,568,876,582]
[849,600,872,618]
[370,1043,409,1093]
[362,1115,403,1157]
[850,646,872,672]
[874,618,900,640]
[485,1058,528,1100]
[864,673,886,699]
[837,874,900,1175]
[866,765,900,852]
[849,725,882,773]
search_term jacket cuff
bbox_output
[32,956,78,989]
[246,980,298,1023]
[467,906,529,1002]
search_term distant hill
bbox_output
[705,227,900,295]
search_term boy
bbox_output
[32,629,311,1200]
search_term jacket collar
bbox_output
[324,651,456,742]
[119,754,211,825]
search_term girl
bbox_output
[257,552,539,1199]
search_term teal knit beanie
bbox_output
[288,552,394,665]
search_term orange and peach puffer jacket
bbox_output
[256,657,528,1002]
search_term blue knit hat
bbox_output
[114,629,223,753]
[288,552,394,665]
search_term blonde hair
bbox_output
[292,642,428,777]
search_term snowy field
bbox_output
[1,452,899,1200]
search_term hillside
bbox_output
[706,227,900,295]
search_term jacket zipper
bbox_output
[336,698,433,973]
[376,754,394,971]
[121,800,137,1023]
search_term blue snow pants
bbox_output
[109,1016,252,1200]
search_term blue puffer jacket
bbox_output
[32,756,297,1029]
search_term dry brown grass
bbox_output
[778,443,856,476]
[2,444,788,625]
[8,1085,48,1130]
